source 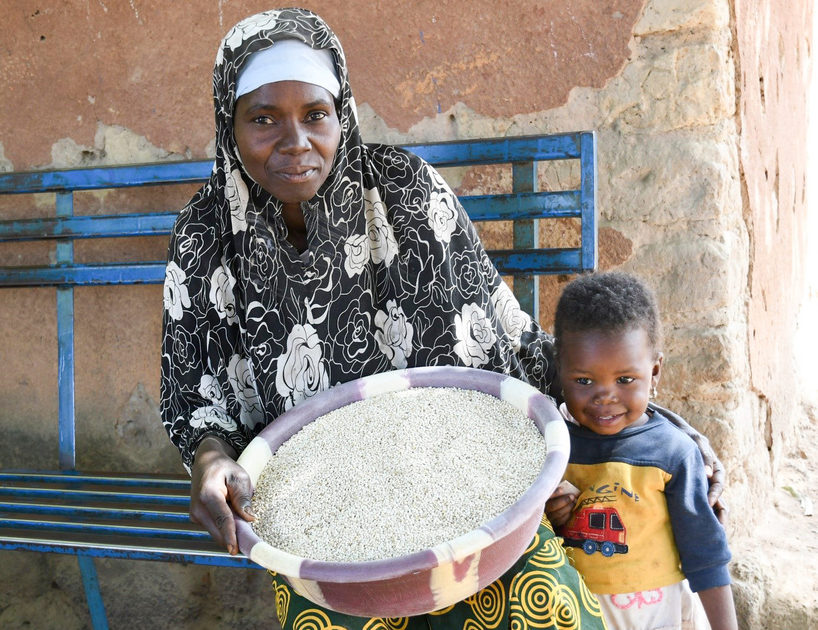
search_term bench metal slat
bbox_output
[55,192,75,471]
[0,517,210,540]
[0,471,190,489]
[0,249,585,286]
[0,247,587,290]
[0,537,261,568]
[0,262,167,287]
[0,134,586,194]
[1,502,191,522]
[0,486,189,505]
[579,131,598,271]
[407,133,582,166]
[0,190,581,243]
[460,191,580,221]
[0,161,214,194]
[0,212,178,242]
[489,248,583,275]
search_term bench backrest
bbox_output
[0,132,597,470]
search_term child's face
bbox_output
[558,327,663,435]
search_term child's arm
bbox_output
[662,426,735,629]
[544,480,579,528]
[698,585,738,630]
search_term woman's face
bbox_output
[233,80,341,211]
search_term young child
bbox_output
[545,271,737,630]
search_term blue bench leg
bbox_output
[77,556,109,630]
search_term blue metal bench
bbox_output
[0,131,596,629]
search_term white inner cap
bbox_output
[235,39,341,101]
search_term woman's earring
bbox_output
[651,385,658,399]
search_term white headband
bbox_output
[235,39,341,101]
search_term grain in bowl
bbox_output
[251,386,547,563]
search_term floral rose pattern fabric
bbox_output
[159,8,557,471]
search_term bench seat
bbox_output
[0,470,256,568]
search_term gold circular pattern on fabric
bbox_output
[509,570,581,629]
[539,514,555,533]
[362,618,410,630]
[523,530,541,555]
[464,580,506,628]
[552,584,581,630]
[274,581,291,628]
[528,537,567,569]
[292,609,347,630]
[578,578,604,619]
[428,605,455,616]
[513,570,560,623]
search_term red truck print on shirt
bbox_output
[560,504,628,557]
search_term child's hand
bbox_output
[545,480,580,528]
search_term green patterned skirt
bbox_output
[268,516,607,630]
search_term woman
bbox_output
[161,8,720,629]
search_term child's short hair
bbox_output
[554,271,662,354]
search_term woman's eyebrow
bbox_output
[303,98,334,108]
[243,98,333,113]
[241,101,279,113]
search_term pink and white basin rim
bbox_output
[235,365,570,618]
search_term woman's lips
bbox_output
[274,167,318,183]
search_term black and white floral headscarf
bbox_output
[160,8,556,470]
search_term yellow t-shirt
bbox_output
[562,460,685,594]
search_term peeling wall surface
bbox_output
[1,0,642,167]
[0,1,814,628]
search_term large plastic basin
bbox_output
[235,365,569,618]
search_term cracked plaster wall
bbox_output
[0,1,813,628]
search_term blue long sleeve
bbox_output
[664,438,732,591]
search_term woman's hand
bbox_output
[649,402,728,524]
[680,423,728,524]
[190,435,255,555]
[702,457,728,524]
[545,480,580,529]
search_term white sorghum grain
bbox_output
[250,387,547,563]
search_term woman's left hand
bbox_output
[703,460,728,524]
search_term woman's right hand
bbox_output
[190,435,255,555]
